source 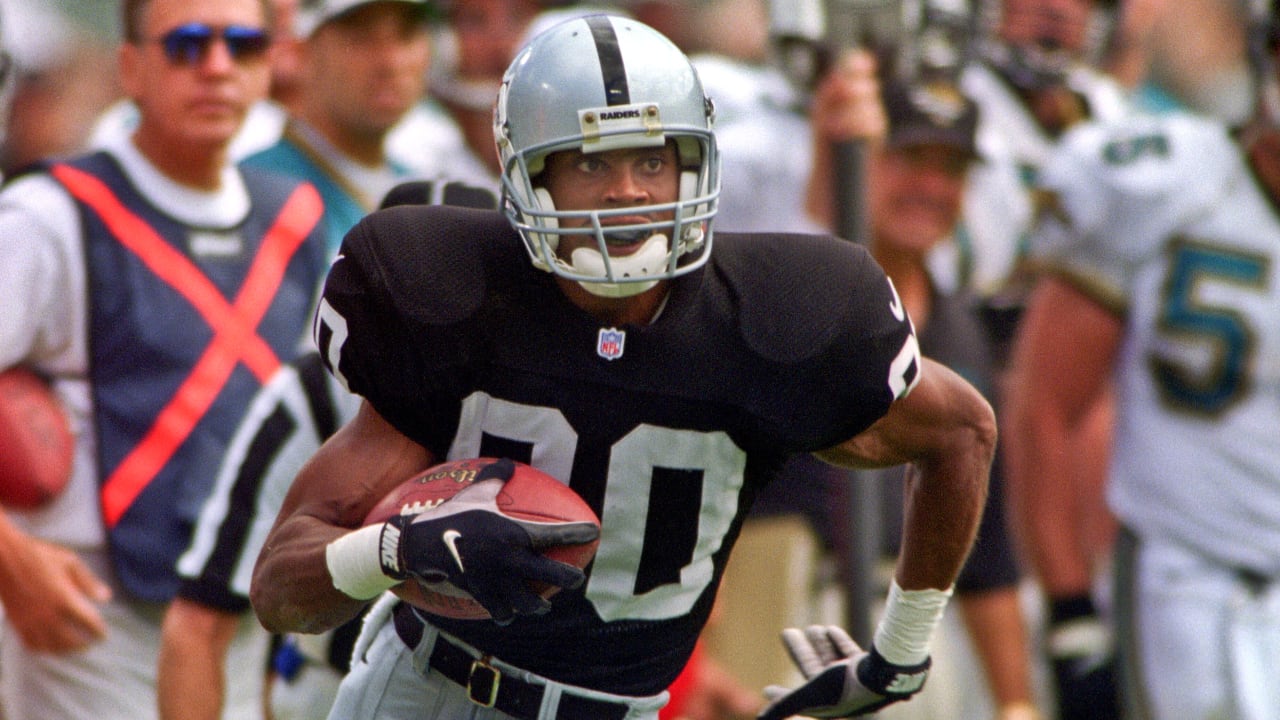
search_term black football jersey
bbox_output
[315,204,920,696]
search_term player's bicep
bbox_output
[1006,276,1122,428]
[816,357,993,470]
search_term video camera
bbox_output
[767,0,974,89]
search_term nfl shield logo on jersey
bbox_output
[597,327,625,360]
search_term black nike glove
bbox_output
[1046,595,1120,720]
[757,625,930,719]
[378,458,600,625]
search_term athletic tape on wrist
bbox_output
[873,580,953,666]
[325,524,402,600]
[1047,615,1111,658]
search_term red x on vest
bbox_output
[51,164,322,527]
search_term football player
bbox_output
[947,0,1131,298]
[962,4,1131,717]
[251,14,996,720]
[1003,1,1280,718]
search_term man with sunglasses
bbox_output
[88,0,298,163]
[163,3,495,718]
[0,1,327,719]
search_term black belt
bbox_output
[392,602,629,720]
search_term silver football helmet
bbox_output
[494,14,720,297]
[975,0,1116,91]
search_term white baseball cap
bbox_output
[294,0,431,38]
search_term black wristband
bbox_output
[856,646,932,698]
[1048,594,1097,627]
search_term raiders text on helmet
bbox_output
[493,14,720,298]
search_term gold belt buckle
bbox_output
[467,655,501,708]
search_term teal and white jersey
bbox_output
[950,61,1129,296]
[1031,110,1280,576]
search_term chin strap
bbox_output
[566,233,669,298]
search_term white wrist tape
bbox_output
[325,524,401,600]
[1047,615,1111,658]
[874,580,953,666]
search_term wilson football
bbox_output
[0,367,73,509]
[363,457,600,619]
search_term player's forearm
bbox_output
[252,402,433,633]
[250,513,371,634]
[1001,385,1096,596]
[1001,279,1120,597]
[1008,474,1096,596]
[867,439,988,675]
[895,445,990,590]
[898,367,996,589]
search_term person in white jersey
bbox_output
[1003,2,1280,717]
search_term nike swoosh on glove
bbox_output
[383,458,600,625]
[757,625,930,719]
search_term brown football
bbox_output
[363,457,600,619]
[0,367,73,509]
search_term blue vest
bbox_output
[51,152,325,602]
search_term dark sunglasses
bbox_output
[153,23,271,66]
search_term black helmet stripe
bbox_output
[586,15,630,106]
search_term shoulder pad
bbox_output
[712,233,906,365]
[378,179,498,211]
[339,204,516,327]
[1029,112,1241,303]
[1042,112,1236,235]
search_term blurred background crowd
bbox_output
[0,0,1255,178]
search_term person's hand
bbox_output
[809,49,886,146]
[381,458,599,625]
[802,48,888,228]
[0,529,112,652]
[757,625,930,719]
[997,701,1045,720]
[672,652,764,720]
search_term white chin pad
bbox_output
[569,233,668,298]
